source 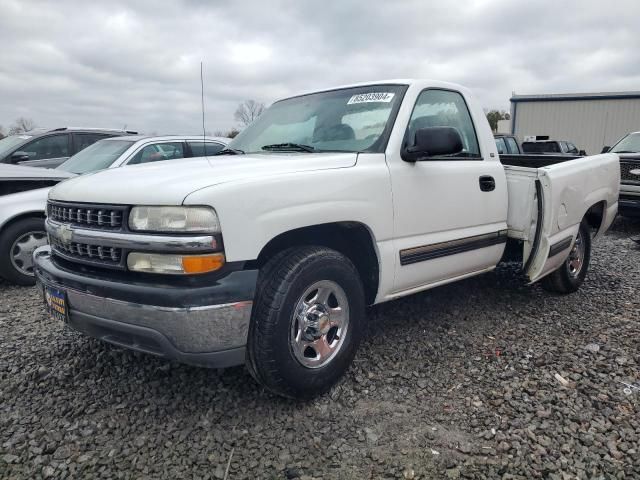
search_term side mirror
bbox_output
[403,126,463,162]
[578,150,586,156]
[11,151,30,163]
[601,146,610,153]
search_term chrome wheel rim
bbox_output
[289,280,350,369]
[10,231,47,277]
[567,230,585,277]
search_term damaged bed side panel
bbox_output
[504,153,619,283]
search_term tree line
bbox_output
[0,101,265,140]
[0,117,38,139]
[215,99,265,138]
[485,110,510,133]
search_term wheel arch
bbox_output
[250,221,380,305]
[582,200,607,238]
[0,211,47,284]
[0,210,47,233]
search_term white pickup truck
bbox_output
[34,79,619,399]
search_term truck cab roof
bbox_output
[285,79,470,101]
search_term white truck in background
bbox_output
[34,79,619,399]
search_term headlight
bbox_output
[127,252,225,274]
[129,206,220,233]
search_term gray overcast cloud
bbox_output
[1,0,639,135]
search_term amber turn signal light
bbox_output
[181,253,225,274]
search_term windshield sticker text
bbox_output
[347,92,395,105]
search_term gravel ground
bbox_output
[1,219,639,480]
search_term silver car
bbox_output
[0,135,229,285]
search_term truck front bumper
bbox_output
[34,246,257,368]
[619,182,640,217]
[619,193,640,217]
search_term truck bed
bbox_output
[500,154,581,168]
[503,153,619,282]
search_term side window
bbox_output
[568,143,578,154]
[188,141,225,157]
[559,141,569,153]
[128,142,185,165]
[21,134,70,161]
[494,137,507,154]
[75,133,108,153]
[406,89,480,157]
[505,137,520,154]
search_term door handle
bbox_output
[479,175,495,192]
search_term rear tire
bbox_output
[541,222,591,294]
[246,246,365,399]
[0,217,47,286]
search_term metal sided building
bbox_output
[510,91,640,155]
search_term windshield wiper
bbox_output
[613,150,639,154]
[261,143,315,152]
[215,147,245,155]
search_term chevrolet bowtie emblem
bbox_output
[57,223,73,244]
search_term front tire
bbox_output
[0,217,47,286]
[246,246,365,399]
[541,222,591,294]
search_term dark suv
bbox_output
[0,127,137,168]
[522,140,585,156]
[603,131,640,217]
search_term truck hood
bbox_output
[48,153,358,205]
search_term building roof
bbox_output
[511,91,640,103]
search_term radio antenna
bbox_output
[200,61,207,156]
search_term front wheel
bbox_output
[541,221,591,294]
[0,217,48,286]
[246,246,365,399]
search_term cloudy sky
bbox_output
[1,0,639,135]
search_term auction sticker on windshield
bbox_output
[347,92,395,104]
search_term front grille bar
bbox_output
[620,161,640,184]
[45,219,217,253]
[50,236,124,269]
[48,201,126,230]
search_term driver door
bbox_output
[387,88,508,294]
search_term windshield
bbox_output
[227,84,408,154]
[57,139,135,174]
[611,133,640,153]
[0,134,32,158]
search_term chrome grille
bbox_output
[620,161,640,184]
[50,236,123,267]
[48,202,125,229]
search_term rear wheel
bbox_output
[246,246,364,399]
[0,217,47,286]
[541,222,591,294]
